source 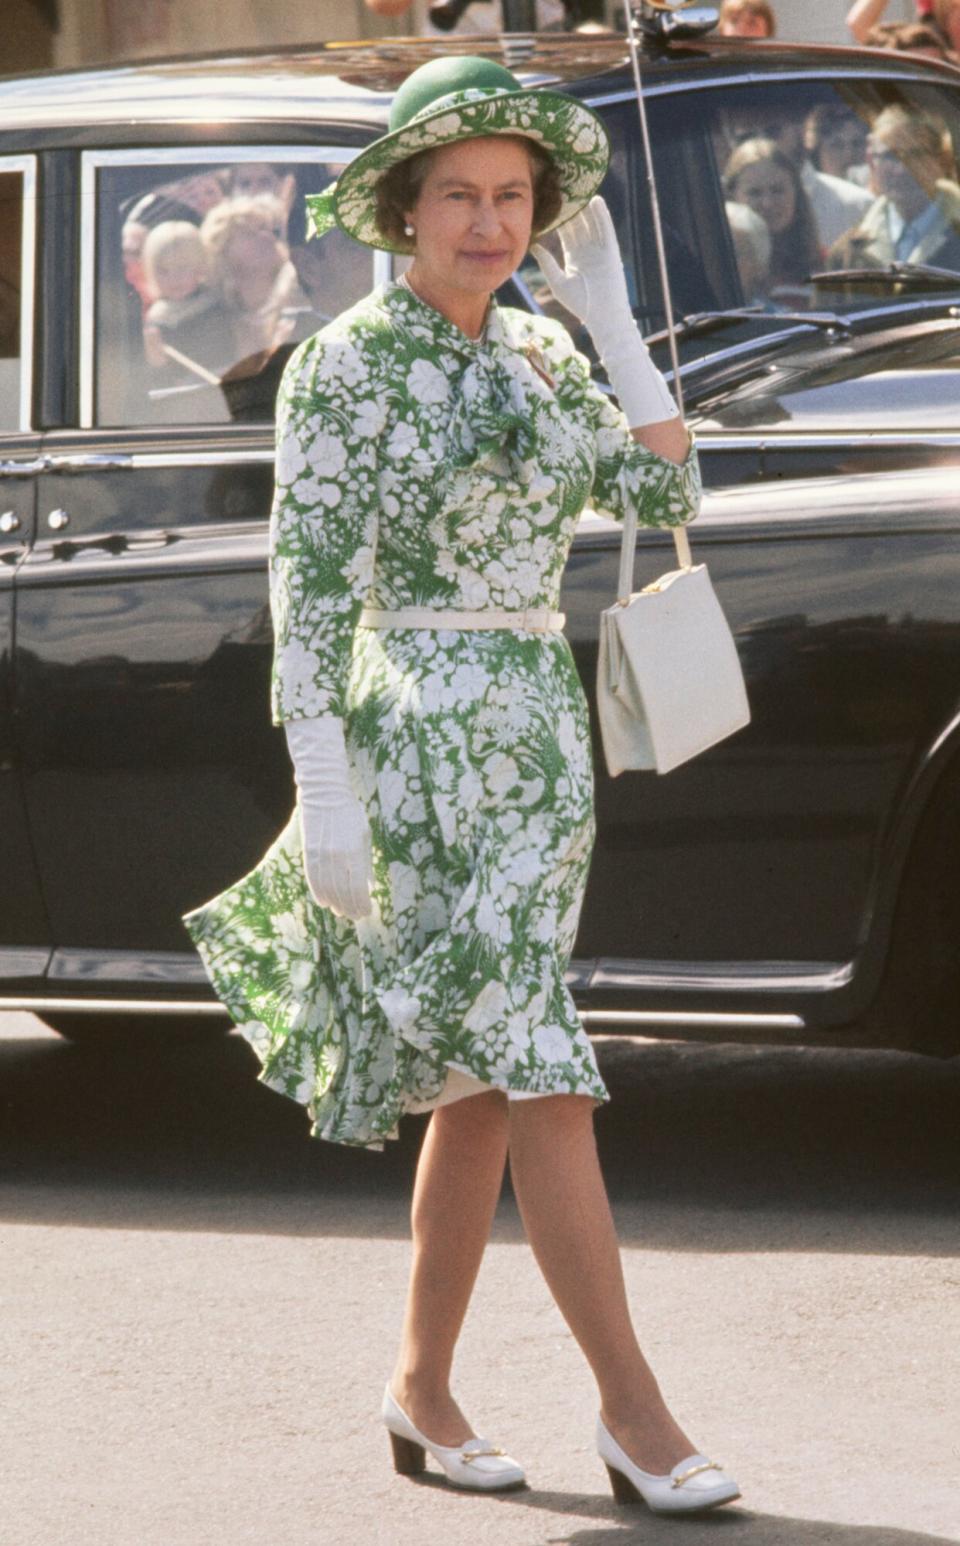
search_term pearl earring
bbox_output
[404,223,415,237]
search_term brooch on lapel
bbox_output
[522,340,556,391]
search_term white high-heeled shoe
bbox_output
[597,1414,741,1513]
[381,1384,526,1491]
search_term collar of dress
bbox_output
[380,278,556,476]
[386,274,508,353]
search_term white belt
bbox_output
[359,605,565,633]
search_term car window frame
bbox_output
[78,143,386,431]
[0,154,37,437]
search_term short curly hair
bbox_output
[374,136,564,253]
[200,194,288,301]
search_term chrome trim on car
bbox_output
[79,145,366,430]
[129,449,275,468]
[79,145,369,170]
[0,996,804,1029]
[590,958,854,992]
[0,455,48,476]
[693,431,960,449]
[47,452,134,471]
[580,1010,805,1028]
[0,996,229,1015]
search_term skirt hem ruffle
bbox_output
[183,908,608,1153]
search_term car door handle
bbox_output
[45,453,134,472]
[0,455,50,476]
[0,510,21,533]
[47,508,70,530]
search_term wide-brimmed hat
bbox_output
[304,55,610,252]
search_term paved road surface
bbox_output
[2,1014,958,1545]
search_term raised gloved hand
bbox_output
[284,714,373,921]
[531,195,679,429]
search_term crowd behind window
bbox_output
[94,98,960,428]
[716,92,960,309]
[97,157,369,427]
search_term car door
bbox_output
[563,71,960,1020]
[13,143,379,996]
[0,154,50,990]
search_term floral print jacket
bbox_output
[268,279,701,723]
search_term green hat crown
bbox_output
[389,57,522,133]
[304,53,610,252]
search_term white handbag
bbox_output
[592,1,750,779]
[596,513,751,777]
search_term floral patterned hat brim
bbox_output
[304,85,610,253]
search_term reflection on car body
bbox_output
[0,30,959,1057]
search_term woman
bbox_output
[182,55,741,1516]
[200,194,298,364]
[724,137,823,294]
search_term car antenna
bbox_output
[622,1,717,417]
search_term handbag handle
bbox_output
[616,502,693,605]
[614,0,693,607]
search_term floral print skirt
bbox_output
[182,625,609,1150]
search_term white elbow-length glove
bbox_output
[531,195,679,429]
[284,714,373,921]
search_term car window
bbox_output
[650,77,960,319]
[85,149,374,429]
[0,159,35,434]
[519,96,728,351]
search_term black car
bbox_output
[1,25,959,1057]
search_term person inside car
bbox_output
[200,193,298,364]
[719,101,873,250]
[280,183,372,340]
[804,102,871,190]
[828,105,960,271]
[140,220,222,372]
[723,137,823,297]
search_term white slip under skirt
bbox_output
[406,1065,552,1113]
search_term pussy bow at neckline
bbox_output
[384,281,555,475]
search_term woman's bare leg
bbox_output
[390,1088,509,1444]
[508,1093,698,1474]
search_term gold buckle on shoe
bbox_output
[671,1460,723,1488]
[460,1443,506,1463]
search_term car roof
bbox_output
[0,34,957,134]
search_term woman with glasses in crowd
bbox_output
[828,105,960,270]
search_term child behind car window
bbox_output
[142,222,212,359]
[141,220,226,374]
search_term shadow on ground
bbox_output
[553,1510,959,1544]
[1,1018,957,1248]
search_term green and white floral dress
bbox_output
[182,279,700,1150]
